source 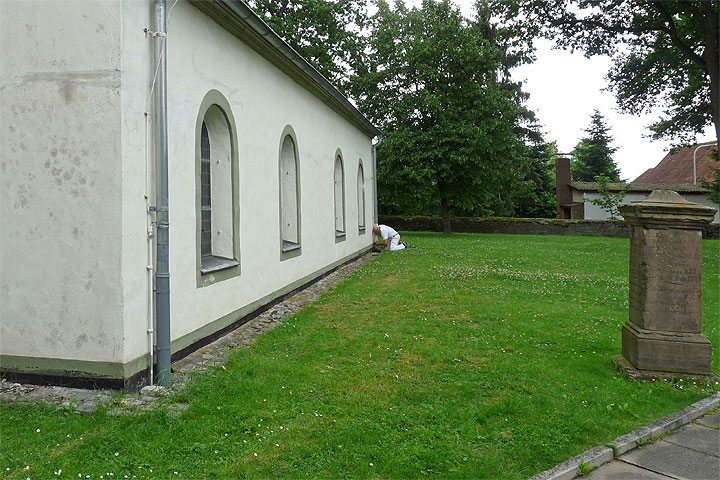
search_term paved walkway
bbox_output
[584,410,719,480]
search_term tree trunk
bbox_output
[702,1,720,144]
[440,195,451,235]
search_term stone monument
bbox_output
[618,190,717,378]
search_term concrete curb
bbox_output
[528,391,720,480]
[607,391,720,457]
[528,446,613,480]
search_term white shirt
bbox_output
[378,224,398,240]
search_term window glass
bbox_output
[200,122,212,257]
[280,135,299,248]
[334,154,345,233]
[199,104,235,269]
[357,162,365,228]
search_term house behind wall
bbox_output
[570,183,719,222]
[0,0,380,390]
[554,157,718,222]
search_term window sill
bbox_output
[358,227,366,234]
[335,231,346,238]
[200,255,239,274]
[281,240,301,253]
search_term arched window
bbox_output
[195,90,240,284]
[334,151,345,237]
[357,161,365,230]
[200,122,212,257]
[280,130,300,253]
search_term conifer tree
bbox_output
[571,110,620,182]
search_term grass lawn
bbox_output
[1,233,718,479]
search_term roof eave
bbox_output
[187,0,382,139]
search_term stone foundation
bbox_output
[621,323,712,375]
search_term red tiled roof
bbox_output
[634,145,718,184]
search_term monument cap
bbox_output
[641,189,698,204]
[619,189,716,228]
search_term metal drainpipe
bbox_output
[154,0,171,386]
[693,142,717,185]
[372,136,383,227]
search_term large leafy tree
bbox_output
[490,0,720,145]
[352,0,527,221]
[701,169,720,204]
[512,137,558,218]
[476,1,558,218]
[247,0,368,90]
[571,110,620,182]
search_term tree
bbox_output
[352,1,528,225]
[571,110,620,182]
[511,138,558,218]
[700,149,720,204]
[247,0,368,90]
[489,1,720,146]
[701,169,720,204]
[474,2,558,218]
[589,175,628,220]
[249,0,553,219]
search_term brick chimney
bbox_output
[555,158,572,219]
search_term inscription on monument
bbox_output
[628,228,702,332]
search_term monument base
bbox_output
[621,322,713,375]
[613,355,720,383]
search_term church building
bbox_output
[0,0,381,389]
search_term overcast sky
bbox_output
[430,1,715,181]
[510,38,716,181]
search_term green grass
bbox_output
[1,233,718,479]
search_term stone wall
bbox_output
[378,216,719,239]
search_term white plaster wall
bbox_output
[583,192,656,219]
[0,1,125,364]
[1,0,375,373]
[583,192,720,222]
[163,3,374,345]
[119,0,155,366]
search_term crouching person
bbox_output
[373,224,406,251]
